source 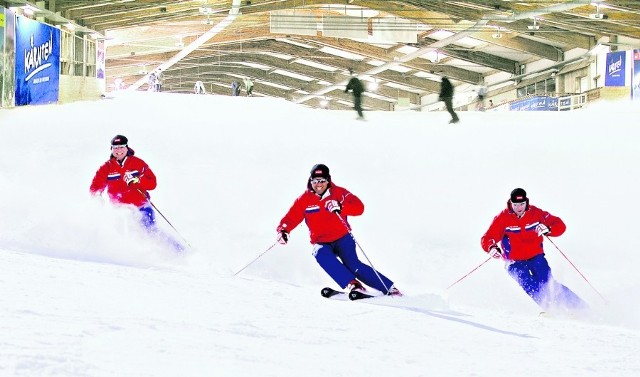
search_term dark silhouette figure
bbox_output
[477,85,487,111]
[439,77,459,124]
[231,81,241,96]
[345,74,365,120]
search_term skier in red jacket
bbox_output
[277,164,402,296]
[90,135,158,228]
[481,188,587,312]
[90,135,184,252]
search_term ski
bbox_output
[320,287,345,299]
[321,287,378,301]
[348,290,375,301]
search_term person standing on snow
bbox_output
[147,72,157,92]
[243,77,254,96]
[231,81,241,96]
[439,76,459,124]
[194,80,206,94]
[476,85,487,111]
[276,164,402,296]
[481,188,587,313]
[154,69,163,92]
[345,70,365,120]
[90,135,158,228]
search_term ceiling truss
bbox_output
[3,0,640,110]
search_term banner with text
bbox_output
[605,51,626,87]
[15,16,60,106]
[509,96,558,111]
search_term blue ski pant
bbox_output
[506,253,587,311]
[138,204,184,252]
[139,204,156,229]
[313,233,394,294]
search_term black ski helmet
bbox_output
[510,188,528,203]
[310,164,330,181]
[111,135,128,147]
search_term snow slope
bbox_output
[0,92,638,376]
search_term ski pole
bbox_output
[335,213,390,293]
[234,242,278,276]
[137,189,191,248]
[446,256,492,290]
[544,235,606,302]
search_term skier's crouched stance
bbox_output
[90,135,184,252]
[481,188,587,314]
[276,164,401,296]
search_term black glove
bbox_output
[123,172,140,186]
[488,245,503,259]
[277,229,289,245]
[325,200,341,214]
[535,224,550,236]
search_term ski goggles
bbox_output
[310,178,328,184]
[111,144,127,149]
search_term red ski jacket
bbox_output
[278,182,364,244]
[480,202,566,261]
[90,152,157,208]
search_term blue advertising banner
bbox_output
[558,97,572,108]
[605,51,626,87]
[509,96,558,111]
[633,49,640,101]
[15,16,60,106]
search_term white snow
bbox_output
[0,92,639,377]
